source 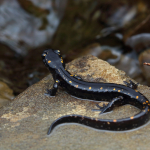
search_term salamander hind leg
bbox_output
[92,96,123,115]
[92,103,110,113]
[124,80,139,89]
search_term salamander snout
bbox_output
[41,50,48,59]
[41,51,49,67]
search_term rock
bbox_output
[0,55,150,149]
[0,81,14,108]
[0,0,67,55]
[126,33,150,53]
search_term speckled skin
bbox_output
[42,49,150,135]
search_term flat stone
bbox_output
[0,55,150,150]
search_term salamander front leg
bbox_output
[45,79,60,96]
[124,80,139,89]
[92,96,123,115]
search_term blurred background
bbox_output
[1,0,150,107]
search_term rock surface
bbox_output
[0,55,150,150]
[0,0,66,55]
[0,81,14,108]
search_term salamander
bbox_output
[42,49,150,135]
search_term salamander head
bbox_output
[42,49,64,70]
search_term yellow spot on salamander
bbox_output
[48,60,51,63]
[56,80,59,83]
[57,50,60,52]
[113,88,115,90]
[75,85,78,88]
[89,87,91,90]
[135,90,138,92]
[69,81,72,83]
[61,57,63,63]
[146,101,149,103]
[70,75,73,76]
[130,116,134,119]
[113,120,117,122]
[136,96,139,99]
[43,54,46,56]
[143,102,146,104]
[107,122,110,124]
[100,87,103,90]
[118,90,120,92]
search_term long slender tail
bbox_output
[47,105,150,135]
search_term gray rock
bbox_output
[0,0,67,55]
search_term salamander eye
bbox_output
[42,50,49,59]
[41,53,47,59]
[54,50,60,55]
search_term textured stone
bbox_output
[0,55,150,150]
[0,81,14,108]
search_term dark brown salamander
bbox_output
[42,49,150,135]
